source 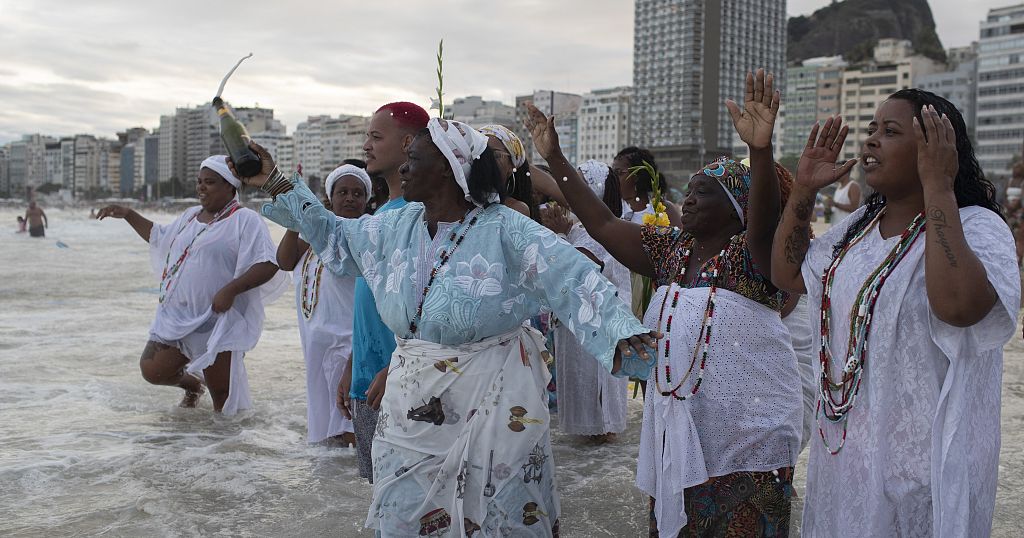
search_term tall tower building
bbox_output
[976,4,1024,184]
[631,0,787,183]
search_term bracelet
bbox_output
[260,167,294,199]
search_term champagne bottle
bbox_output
[212,53,261,178]
[212,96,261,177]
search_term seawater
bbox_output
[0,208,650,537]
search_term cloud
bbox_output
[0,0,635,143]
[0,0,998,144]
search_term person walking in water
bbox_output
[98,156,287,415]
[25,201,47,237]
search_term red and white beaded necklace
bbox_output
[159,200,240,303]
[653,233,738,400]
[816,209,926,455]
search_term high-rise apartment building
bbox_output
[976,4,1024,182]
[839,40,942,160]
[444,96,517,130]
[515,91,582,166]
[781,56,846,157]
[576,87,632,164]
[293,114,369,184]
[6,134,55,193]
[632,0,787,181]
[916,57,979,140]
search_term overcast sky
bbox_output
[0,0,1012,144]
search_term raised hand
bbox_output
[796,116,857,191]
[227,140,277,188]
[540,204,572,235]
[96,205,132,220]
[726,68,781,151]
[914,104,958,193]
[523,103,561,161]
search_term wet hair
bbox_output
[831,89,1003,259]
[506,161,541,222]
[375,102,430,133]
[414,128,506,207]
[615,146,667,196]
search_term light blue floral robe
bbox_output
[263,180,648,536]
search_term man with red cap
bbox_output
[337,102,430,483]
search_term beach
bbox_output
[1,207,1021,537]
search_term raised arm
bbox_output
[771,117,856,293]
[524,104,653,277]
[916,105,999,327]
[528,164,567,206]
[233,141,365,278]
[276,229,310,271]
[97,205,154,242]
[725,68,782,275]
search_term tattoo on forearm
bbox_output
[928,206,958,268]
[793,196,814,222]
[784,224,811,265]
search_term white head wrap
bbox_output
[578,160,611,199]
[1008,186,1022,201]
[200,155,241,190]
[427,118,497,206]
[325,164,373,202]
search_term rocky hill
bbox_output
[788,0,946,64]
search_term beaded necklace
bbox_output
[408,207,482,335]
[653,233,738,400]
[816,209,926,455]
[299,248,325,319]
[159,200,241,303]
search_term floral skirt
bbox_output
[649,468,794,538]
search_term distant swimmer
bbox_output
[98,155,287,415]
[25,201,47,237]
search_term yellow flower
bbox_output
[655,213,670,227]
[642,213,656,225]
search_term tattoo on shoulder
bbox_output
[928,206,958,268]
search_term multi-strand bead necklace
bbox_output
[653,234,738,400]
[299,248,325,319]
[816,210,926,455]
[159,200,240,303]
[408,207,481,335]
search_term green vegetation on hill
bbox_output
[788,0,946,64]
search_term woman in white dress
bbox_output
[772,90,1020,537]
[276,164,371,443]
[98,156,286,415]
[542,160,632,440]
[825,168,861,225]
[529,69,803,537]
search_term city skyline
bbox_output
[0,0,1010,144]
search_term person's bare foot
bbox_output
[179,381,205,408]
[328,432,356,448]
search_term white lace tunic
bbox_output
[800,206,1020,537]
